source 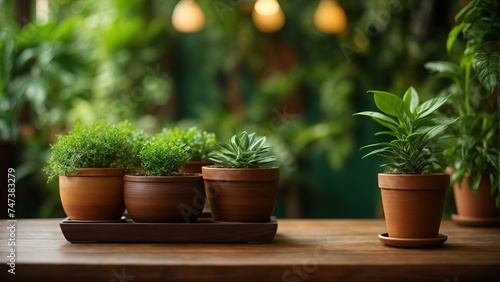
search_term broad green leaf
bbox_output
[369,90,404,118]
[424,61,462,80]
[402,86,419,114]
[447,23,465,53]
[354,111,398,131]
[473,50,499,93]
[416,96,448,119]
[424,124,449,140]
[374,131,400,138]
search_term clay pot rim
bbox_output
[124,173,202,183]
[64,168,125,177]
[185,160,214,165]
[378,173,450,190]
[202,166,280,181]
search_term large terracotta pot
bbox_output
[378,173,449,238]
[124,174,205,223]
[179,161,213,174]
[59,168,125,220]
[453,172,499,218]
[202,166,279,222]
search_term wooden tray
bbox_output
[60,214,278,244]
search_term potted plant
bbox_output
[44,120,135,221]
[354,87,454,247]
[123,134,205,223]
[425,0,499,226]
[202,131,279,222]
[160,127,216,173]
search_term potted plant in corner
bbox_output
[354,87,454,248]
[123,134,205,223]
[160,127,216,173]
[425,0,499,226]
[44,120,135,221]
[202,131,279,222]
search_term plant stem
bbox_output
[464,61,472,115]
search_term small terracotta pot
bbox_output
[179,161,214,174]
[124,174,205,223]
[379,173,449,238]
[202,166,279,222]
[59,168,125,220]
[453,172,499,218]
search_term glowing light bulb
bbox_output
[172,0,205,33]
[314,0,347,34]
[252,0,285,33]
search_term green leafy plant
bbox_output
[138,135,190,176]
[159,127,216,161]
[425,61,499,205]
[425,0,499,206]
[44,120,135,182]
[117,120,150,170]
[447,0,500,93]
[354,87,454,174]
[209,131,276,168]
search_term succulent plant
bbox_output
[209,131,276,168]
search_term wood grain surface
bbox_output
[1,219,499,281]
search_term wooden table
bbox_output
[1,219,499,281]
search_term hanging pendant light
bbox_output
[172,0,205,33]
[252,0,285,33]
[314,0,347,34]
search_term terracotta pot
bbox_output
[378,173,449,238]
[59,168,125,220]
[202,166,279,222]
[124,174,205,223]
[179,161,214,173]
[453,172,499,218]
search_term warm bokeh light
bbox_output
[252,0,285,33]
[314,0,347,34]
[172,0,205,33]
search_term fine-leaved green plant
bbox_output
[354,87,454,174]
[209,131,276,168]
[139,135,190,176]
[159,127,216,161]
[117,120,150,170]
[44,120,135,182]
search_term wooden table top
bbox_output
[1,219,499,282]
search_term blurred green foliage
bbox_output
[0,0,460,218]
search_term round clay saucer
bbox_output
[378,233,447,248]
[451,214,500,227]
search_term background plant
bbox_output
[354,87,453,174]
[210,131,276,168]
[44,120,135,181]
[425,0,499,206]
[138,135,190,176]
[159,127,215,161]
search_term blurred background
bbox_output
[1,0,464,219]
